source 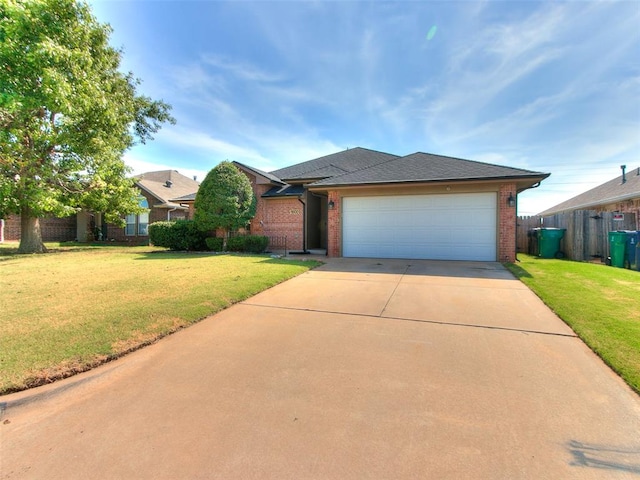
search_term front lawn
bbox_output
[0,245,320,394]
[507,255,640,394]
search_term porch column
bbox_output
[327,190,341,257]
[498,183,517,263]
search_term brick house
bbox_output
[1,170,199,244]
[103,170,200,244]
[538,166,639,227]
[232,147,549,262]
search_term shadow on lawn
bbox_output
[133,251,322,267]
[505,261,533,279]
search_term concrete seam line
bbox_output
[379,263,411,317]
[239,302,578,339]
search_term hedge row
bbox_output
[148,221,269,254]
[148,221,207,251]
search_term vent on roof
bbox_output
[620,165,626,184]
[165,180,173,188]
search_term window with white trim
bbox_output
[125,197,150,236]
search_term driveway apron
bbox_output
[2,258,639,479]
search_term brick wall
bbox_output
[242,172,305,251]
[327,190,341,257]
[2,215,21,241]
[258,198,304,251]
[246,181,272,236]
[2,214,76,242]
[498,183,517,263]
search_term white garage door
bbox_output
[342,193,497,261]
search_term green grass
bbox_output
[0,244,320,394]
[507,254,640,393]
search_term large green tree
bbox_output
[0,0,174,253]
[194,161,256,247]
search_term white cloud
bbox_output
[157,127,272,166]
[202,54,282,83]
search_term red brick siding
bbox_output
[258,198,304,251]
[498,184,517,263]
[247,182,272,236]
[242,171,304,250]
[2,214,76,242]
[327,190,341,257]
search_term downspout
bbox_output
[167,207,178,221]
[298,197,308,253]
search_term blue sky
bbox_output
[89,0,640,215]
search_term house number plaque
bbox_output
[289,208,301,215]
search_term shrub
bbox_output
[244,235,269,253]
[170,220,208,251]
[225,236,245,252]
[148,222,174,248]
[225,235,269,253]
[148,220,207,251]
[205,237,223,252]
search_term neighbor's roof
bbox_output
[538,167,640,216]
[309,152,549,188]
[271,147,399,182]
[135,170,199,209]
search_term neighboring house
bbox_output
[1,169,199,244]
[104,170,200,243]
[229,147,549,262]
[538,166,640,225]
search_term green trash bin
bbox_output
[537,228,566,258]
[608,231,628,268]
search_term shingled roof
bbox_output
[539,167,640,216]
[134,170,199,209]
[271,147,399,181]
[309,152,549,187]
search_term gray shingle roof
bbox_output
[271,147,399,181]
[309,152,549,187]
[261,184,306,198]
[538,167,640,215]
[169,192,197,202]
[233,161,285,185]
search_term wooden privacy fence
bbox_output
[517,210,637,262]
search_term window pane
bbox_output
[125,214,136,236]
[138,211,149,235]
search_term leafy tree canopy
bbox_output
[194,161,256,239]
[0,0,174,252]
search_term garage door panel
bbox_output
[343,193,497,261]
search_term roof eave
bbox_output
[309,174,550,190]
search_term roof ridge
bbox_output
[272,146,398,177]
[309,152,401,183]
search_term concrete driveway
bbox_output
[2,258,639,479]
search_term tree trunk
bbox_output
[18,206,47,254]
[222,229,229,251]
